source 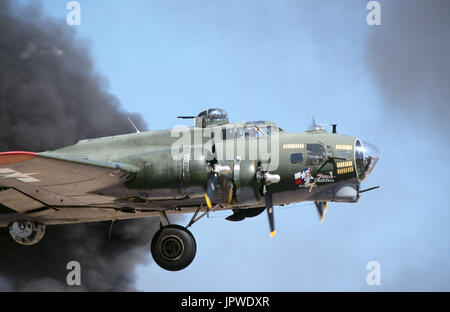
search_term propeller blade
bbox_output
[227,184,233,204]
[315,201,328,223]
[264,190,276,237]
[205,175,218,209]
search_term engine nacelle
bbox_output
[127,151,266,204]
[232,158,263,205]
[127,148,210,199]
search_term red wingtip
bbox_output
[0,151,37,165]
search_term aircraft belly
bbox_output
[272,189,311,206]
[0,207,161,227]
[66,195,117,205]
[272,178,360,206]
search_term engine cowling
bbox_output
[232,157,263,205]
[126,150,269,205]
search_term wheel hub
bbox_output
[160,235,184,261]
[9,221,46,245]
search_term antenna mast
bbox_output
[127,116,141,133]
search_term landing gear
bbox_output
[151,225,197,271]
[9,220,46,245]
[150,211,197,271]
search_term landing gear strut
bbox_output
[151,212,197,271]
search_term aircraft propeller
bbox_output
[204,133,231,210]
[260,172,281,237]
[314,201,328,223]
[203,128,281,237]
[205,174,218,209]
[204,164,231,209]
[264,189,276,237]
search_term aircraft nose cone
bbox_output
[355,140,380,182]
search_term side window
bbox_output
[235,127,245,138]
[326,145,332,157]
[306,144,326,165]
[222,128,234,140]
[335,149,351,159]
[290,153,304,164]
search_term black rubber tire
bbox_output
[151,225,197,271]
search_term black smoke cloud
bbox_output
[0,0,159,291]
[365,0,450,132]
[0,0,147,151]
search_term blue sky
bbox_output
[35,0,449,291]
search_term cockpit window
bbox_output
[246,120,265,125]
[221,125,282,140]
[223,126,264,140]
[306,144,326,165]
[236,126,262,138]
[257,125,281,135]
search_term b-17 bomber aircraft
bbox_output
[0,108,379,271]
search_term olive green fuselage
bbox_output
[44,122,362,211]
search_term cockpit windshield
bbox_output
[221,124,281,140]
[258,125,282,135]
[223,126,262,139]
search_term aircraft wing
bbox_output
[0,151,139,216]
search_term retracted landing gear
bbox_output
[9,220,46,245]
[151,211,197,271]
